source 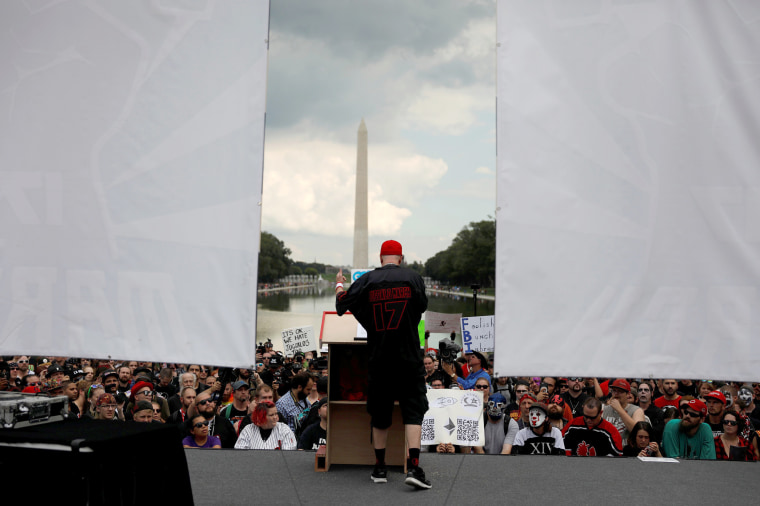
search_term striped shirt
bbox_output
[234,422,297,450]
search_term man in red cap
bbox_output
[661,398,716,459]
[601,378,645,445]
[336,239,431,489]
[703,390,727,438]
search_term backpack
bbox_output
[294,403,319,439]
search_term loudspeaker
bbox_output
[0,418,193,505]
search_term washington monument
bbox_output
[353,119,368,268]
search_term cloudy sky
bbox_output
[260,0,497,266]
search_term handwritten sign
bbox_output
[281,325,317,355]
[421,389,484,446]
[461,315,495,353]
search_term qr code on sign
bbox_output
[456,418,479,442]
[421,418,435,442]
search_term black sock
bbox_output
[374,448,386,466]
[409,448,420,469]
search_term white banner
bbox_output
[421,389,484,446]
[461,315,495,353]
[0,1,270,367]
[281,326,317,355]
[495,0,760,381]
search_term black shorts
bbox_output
[366,373,428,429]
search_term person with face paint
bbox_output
[511,402,565,455]
[477,393,519,455]
[635,382,665,443]
[737,384,759,427]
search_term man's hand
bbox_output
[211,380,222,393]
[608,397,622,413]
[536,390,549,402]
[441,362,455,376]
[336,269,346,284]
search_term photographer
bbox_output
[436,338,461,389]
[444,349,491,390]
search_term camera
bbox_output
[438,338,461,364]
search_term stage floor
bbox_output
[186,449,759,506]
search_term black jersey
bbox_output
[336,264,427,374]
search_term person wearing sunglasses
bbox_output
[562,377,590,419]
[186,389,237,448]
[123,380,154,420]
[562,397,623,456]
[183,415,221,448]
[661,398,715,459]
[713,411,755,461]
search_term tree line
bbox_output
[258,218,496,287]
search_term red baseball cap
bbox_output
[380,240,402,256]
[686,398,707,416]
[610,378,631,392]
[703,390,726,405]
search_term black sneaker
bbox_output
[371,465,387,483]
[404,467,432,490]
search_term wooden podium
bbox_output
[319,311,406,472]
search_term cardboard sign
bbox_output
[421,389,484,446]
[461,315,495,352]
[281,326,317,355]
[425,311,462,333]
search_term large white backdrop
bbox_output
[0,1,269,367]
[495,1,760,381]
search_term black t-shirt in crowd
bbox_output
[297,423,326,451]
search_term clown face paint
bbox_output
[738,388,753,408]
[529,407,547,428]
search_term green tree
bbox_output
[258,231,293,282]
[304,267,319,277]
[424,219,495,287]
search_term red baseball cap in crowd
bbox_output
[22,386,41,394]
[380,240,402,256]
[703,390,726,404]
[686,398,707,416]
[610,378,631,392]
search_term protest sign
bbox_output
[421,389,484,446]
[461,315,495,353]
[425,311,462,333]
[281,326,317,355]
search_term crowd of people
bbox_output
[2,345,758,461]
